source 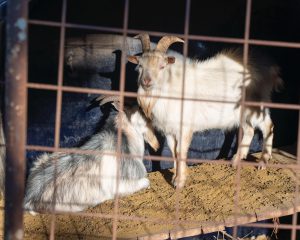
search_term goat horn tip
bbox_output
[134,34,145,39]
[95,95,105,102]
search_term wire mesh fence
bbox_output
[2,0,300,239]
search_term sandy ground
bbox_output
[0,150,298,239]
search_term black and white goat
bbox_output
[24,96,159,212]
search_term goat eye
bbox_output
[159,65,165,70]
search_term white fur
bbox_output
[139,51,277,133]
[135,45,282,188]
[24,107,158,213]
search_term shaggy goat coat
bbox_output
[131,35,282,188]
[24,109,158,212]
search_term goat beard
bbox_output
[137,91,157,120]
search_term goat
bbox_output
[128,34,283,189]
[24,96,159,213]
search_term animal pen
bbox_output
[1,0,300,239]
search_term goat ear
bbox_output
[127,55,139,64]
[167,56,175,64]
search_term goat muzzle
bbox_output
[142,77,152,88]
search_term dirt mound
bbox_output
[0,150,298,239]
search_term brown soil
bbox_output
[0,150,299,239]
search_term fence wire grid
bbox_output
[3,0,300,239]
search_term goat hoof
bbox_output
[258,161,266,170]
[172,175,186,189]
[29,210,38,216]
[231,153,248,169]
[231,160,238,169]
[138,178,150,189]
[258,152,271,170]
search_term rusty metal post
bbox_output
[4,0,28,239]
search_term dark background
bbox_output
[2,0,300,239]
[26,0,300,165]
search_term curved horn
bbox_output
[134,33,151,52]
[156,36,184,53]
[96,95,120,106]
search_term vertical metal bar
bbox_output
[174,0,191,236]
[4,0,28,239]
[291,110,300,240]
[233,0,252,237]
[112,0,129,239]
[49,0,67,239]
[54,0,67,149]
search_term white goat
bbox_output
[24,96,159,213]
[128,34,283,189]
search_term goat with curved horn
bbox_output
[129,33,283,189]
[156,36,184,53]
[134,33,151,52]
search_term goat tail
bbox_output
[270,65,284,92]
[0,113,5,198]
